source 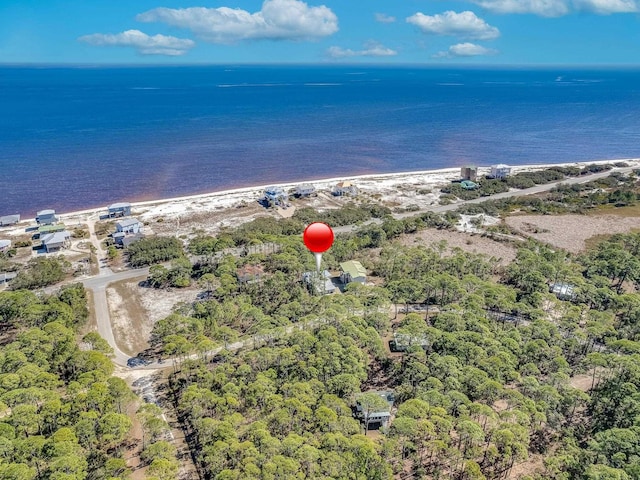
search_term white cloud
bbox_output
[574,0,638,13]
[375,13,396,23]
[136,0,338,43]
[327,41,397,58]
[406,11,500,40]
[469,0,637,16]
[78,30,195,56]
[434,42,498,57]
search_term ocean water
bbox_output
[1,65,640,216]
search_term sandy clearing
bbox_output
[505,214,640,253]
[400,228,518,265]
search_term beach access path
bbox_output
[80,164,635,368]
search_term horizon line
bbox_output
[2,61,640,69]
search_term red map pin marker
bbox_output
[303,222,334,272]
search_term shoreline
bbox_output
[5,158,639,226]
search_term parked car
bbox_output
[127,356,150,368]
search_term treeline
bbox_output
[443,165,618,202]
[9,256,71,290]
[0,284,138,479]
[150,201,640,479]
[458,171,640,217]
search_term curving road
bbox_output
[82,268,150,366]
[81,166,633,368]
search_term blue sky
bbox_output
[1,0,640,64]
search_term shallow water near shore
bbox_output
[2,65,640,216]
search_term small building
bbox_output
[0,272,17,287]
[490,164,511,179]
[108,202,132,218]
[36,209,58,225]
[121,233,144,248]
[264,187,288,207]
[116,218,143,234]
[461,166,478,182]
[340,260,366,284]
[550,282,577,301]
[355,391,395,430]
[112,232,126,246]
[41,230,70,253]
[302,270,336,295]
[0,215,20,226]
[461,180,478,190]
[0,240,11,253]
[295,184,316,197]
[333,181,358,196]
[391,332,429,352]
[237,264,265,284]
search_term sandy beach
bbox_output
[2,158,639,240]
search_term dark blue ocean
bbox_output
[2,65,640,216]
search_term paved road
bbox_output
[334,166,633,233]
[82,267,150,367]
[81,166,632,368]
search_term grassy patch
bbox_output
[588,204,640,217]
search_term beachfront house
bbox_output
[340,260,366,285]
[355,391,395,431]
[295,184,316,197]
[302,270,336,295]
[41,230,70,253]
[264,187,288,207]
[333,181,358,196]
[461,166,478,182]
[36,209,58,225]
[0,215,20,226]
[490,164,511,179]
[237,264,265,284]
[108,202,132,218]
[116,218,143,234]
[0,240,11,253]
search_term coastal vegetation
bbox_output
[2,167,640,479]
[139,174,640,479]
[0,284,138,479]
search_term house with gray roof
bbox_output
[264,186,288,207]
[0,215,20,226]
[108,202,132,218]
[116,218,143,234]
[302,270,336,295]
[0,272,17,287]
[355,391,395,431]
[122,233,144,248]
[0,240,11,253]
[295,184,316,197]
[41,230,70,253]
[36,209,58,225]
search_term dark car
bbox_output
[127,357,146,368]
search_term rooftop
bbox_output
[340,260,366,278]
[0,240,11,248]
[336,181,354,188]
[116,218,141,228]
[109,202,131,209]
[37,209,56,216]
[41,231,70,245]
